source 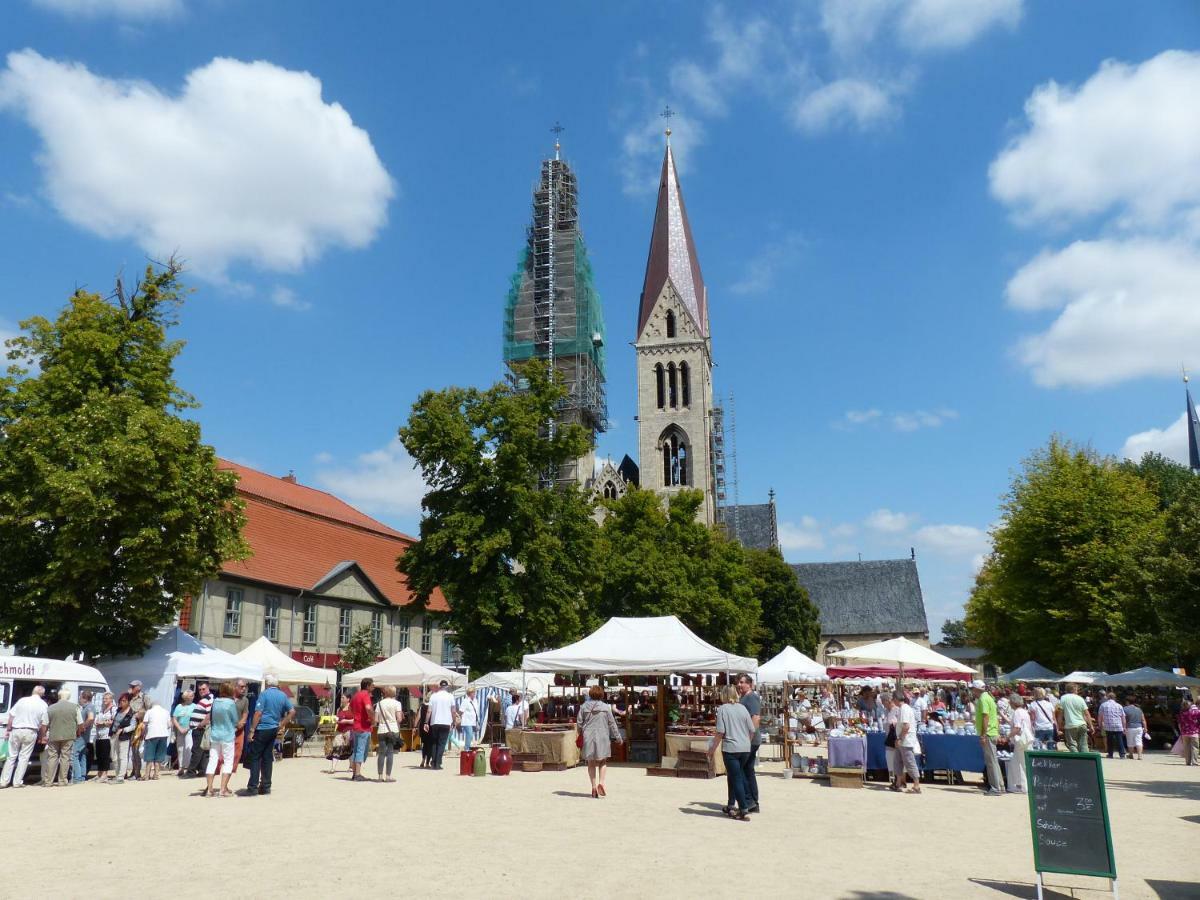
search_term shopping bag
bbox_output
[0,739,9,761]
[1171,736,1185,757]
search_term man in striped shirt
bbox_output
[183,682,214,777]
[1098,692,1127,759]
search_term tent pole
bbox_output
[656,676,666,764]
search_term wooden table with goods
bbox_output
[664,732,725,775]
[505,728,580,767]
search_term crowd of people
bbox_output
[0,674,297,795]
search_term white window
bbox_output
[371,610,384,647]
[397,617,410,649]
[223,589,243,637]
[421,619,432,654]
[263,594,280,642]
[302,601,317,645]
[339,608,353,647]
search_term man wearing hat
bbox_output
[126,680,150,779]
[425,679,455,770]
[972,680,1004,796]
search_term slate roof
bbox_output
[720,503,778,552]
[217,459,447,612]
[618,454,640,488]
[932,645,989,662]
[789,559,928,638]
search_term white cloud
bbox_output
[778,516,825,552]
[897,0,1022,52]
[313,451,334,465]
[620,108,706,196]
[668,10,771,118]
[792,77,899,134]
[913,523,991,559]
[1006,239,1200,387]
[729,231,806,295]
[990,51,1200,227]
[1121,412,1190,466]
[837,407,958,431]
[30,0,182,18]
[315,439,427,521]
[270,285,312,312]
[844,409,882,425]
[0,50,394,280]
[865,508,917,533]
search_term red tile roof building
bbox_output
[182,460,455,673]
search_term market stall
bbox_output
[235,636,335,685]
[1004,660,1064,684]
[343,647,467,688]
[1094,667,1200,690]
[96,627,264,707]
[505,727,580,767]
[522,615,757,767]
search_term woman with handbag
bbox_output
[374,686,402,782]
[1007,694,1035,793]
[111,695,137,784]
[576,685,621,798]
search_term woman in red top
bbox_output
[336,694,354,734]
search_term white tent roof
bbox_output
[1062,671,1108,684]
[234,636,335,686]
[521,616,758,675]
[1095,667,1200,688]
[96,627,265,707]
[465,671,554,699]
[828,637,975,674]
[343,647,466,688]
[0,656,109,688]
[756,646,828,684]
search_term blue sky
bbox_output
[2,1,1198,640]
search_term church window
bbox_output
[655,364,665,409]
[665,310,676,338]
[668,363,678,409]
[660,428,689,487]
[680,362,690,407]
[603,481,618,499]
[823,640,845,665]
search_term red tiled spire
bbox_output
[637,144,708,339]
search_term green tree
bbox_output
[965,438,1162,672]
[339,624,383,674]
[0,262,246,658]
[596,488,761,657]
[939,618,972,648]
[747,547,820,659]
[1144,477,1200,673]
[397,361,599,672]
[1119,451,1197,510]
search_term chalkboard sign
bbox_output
[1025,750,1116,879]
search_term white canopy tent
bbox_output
[464,670,554,700]
[521,616,757,675]
[343,647,466,688]
[1095,667,1200,689]
[756,646,828,684]
[234,636,335,686]
[1061,671,1108,685]
[96,627,264,707]
[828,636,975,681]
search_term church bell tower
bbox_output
[634,130,716,524]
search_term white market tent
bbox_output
[756,646,828,684]
[1061,671,1108,685]
[1095,666,1200,689]
[343,646,466,688]
[96,627,264,707]
[521,616,757,675]
[1004,660,1064,683]
[828,636,975,677]
[234,636,335,686]
[465,670,554,700]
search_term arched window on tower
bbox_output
[665,310,676,338]
[655,364,665,409]
[660,427,690,487]
[680,362,690,408]
[602,481,618,500]
[668,362,678,409]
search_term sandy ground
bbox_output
[3,748,1197,899]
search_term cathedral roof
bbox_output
[638,144,708,338]
[790,559,929,638]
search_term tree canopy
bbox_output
[397,361,599,672]
[0,262,246,658]
[746,546,820,659]
[939,618,973,648]
[339,623,383,674]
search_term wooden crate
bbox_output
[520,761,543,773]
[828,766,863,789]
[540,761,570,772]
[646,767,677,777]
[676,768,716,780]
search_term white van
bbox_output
[1,656,109,781]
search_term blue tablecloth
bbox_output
[866,732,889,770]
[827,735,866,769]
[918,734,985,773]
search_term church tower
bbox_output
[635,135,717,524]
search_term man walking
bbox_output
[457,686,480,751]
[972,681,1004,796]
[184,681,214,777]
[240,674,293,796]
[43,689,82,787]
[231,679,249,775]
[425,679,455,771]
[1,686,48,788]
[348,678,374,782]
[1098,691,1127,759]
[735,674,762,813]
[1056,683,1094,753]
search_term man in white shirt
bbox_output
[894,692,922,794]
[1,686,49,788]
[912,688,930,723]
[456,686,480,750]
[503,690,528,743]
[424,680,455,770]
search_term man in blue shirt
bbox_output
[238,674,293,797]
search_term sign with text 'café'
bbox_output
[1025,750,1116,879]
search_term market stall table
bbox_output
[918,733,984,774]
[827,735,867,769]
[865,732,889,770]
[665,733,724,775]
[505,728,580,767]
